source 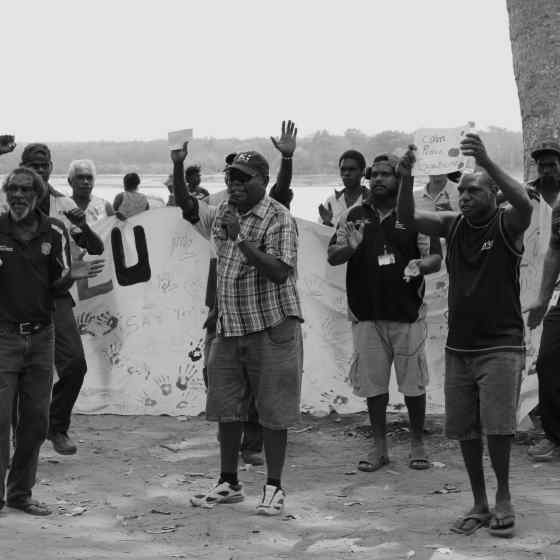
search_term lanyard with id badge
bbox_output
[378,244,396,267]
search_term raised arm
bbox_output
[269,120,296,209]
[460,133,532,234]
[396,147,457,238]
[527,201,560,328]
[171,142,198,218]
[0,135,16,156]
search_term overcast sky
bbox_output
[2,0,519,142]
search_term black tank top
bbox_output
[445,208,524,352]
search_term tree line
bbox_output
[0,127,523,176]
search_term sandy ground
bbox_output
[1,413,559,560]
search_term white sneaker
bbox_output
[190,481,244,509]
[256,484,285,516]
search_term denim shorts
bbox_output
[445,350,524,439]
[206,317,303,429]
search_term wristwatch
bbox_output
[234,233,246,245]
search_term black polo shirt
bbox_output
[334,203,437,323]
[0,211,70,323]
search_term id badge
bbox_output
[378,253,396,266]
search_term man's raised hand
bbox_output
[345,221,364,251]
[0,135,16,156]
[171,141,189,164]
[397,144,417,177]
[460,133,490,167]
[271,120,297,157]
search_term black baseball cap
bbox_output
[531,140,560,161]
[228,151,269,178]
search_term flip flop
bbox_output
[450,512,492,535]
[357,456,389,472]
[408,456,431,470]
[489,512,515,538]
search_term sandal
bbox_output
[190,481,244,509]
[357,455,389,472]
[450,511,492,535]
[489,511,515,538]
[8,499,52,516]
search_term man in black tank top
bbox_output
[397,133,533,538]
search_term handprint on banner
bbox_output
[77,310,120,337]
[154,375,173,396]
[137,391,157,408]
[187,339,204,362]
[126,362,151,380]
[103,341,123,367]
[157,272,178,294]
[176,363,198,391]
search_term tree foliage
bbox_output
[0,128,523,176]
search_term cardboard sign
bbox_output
[413,124,474,176]
[168,128,193,151]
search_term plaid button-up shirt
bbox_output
[194,195,302,337]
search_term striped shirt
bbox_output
[192,195,302,337]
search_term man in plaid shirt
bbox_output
[171,143,303,517]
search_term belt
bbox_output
[0,321,51,335]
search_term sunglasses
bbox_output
[227,168,253,184]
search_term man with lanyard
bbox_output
[318,150,368,227]
[526,140,560,461]
[202,121,297,466]
[20,145,105,456]
[328,153,441,473]
[172,142,303,517]
[397,133,533,538]
[0,164,104,516]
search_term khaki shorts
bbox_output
[349,320,429,398]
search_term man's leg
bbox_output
[487,435,514,529]
[241,397,264,465]
[394,319,431,468]
[445,352,491,534]
[533,307,560,457]
[0,333,21,511]
[191,334,246,507]
[7,326,54,515]
[249,318,302,515]
[478,351,522,536]
[350,321,392,471]
[366,393,390,465]
[49,295,87,454]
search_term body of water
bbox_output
[50,174,429,223]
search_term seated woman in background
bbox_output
[113,172,149,218]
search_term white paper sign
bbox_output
[168,128,193,150]
[413,124,474,176]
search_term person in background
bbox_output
[526,140,560,462]
[328,153,442,473]
[414,173,460,213]
[185,165,210,202]
[398,134,532,538]
[318,150,368,227]
[0,166,104,516]
[68,160,114,222]
[203,121,297,467]
[113,172,149,218]
[21,146,105,456]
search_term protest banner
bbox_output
[72,203,548,427]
